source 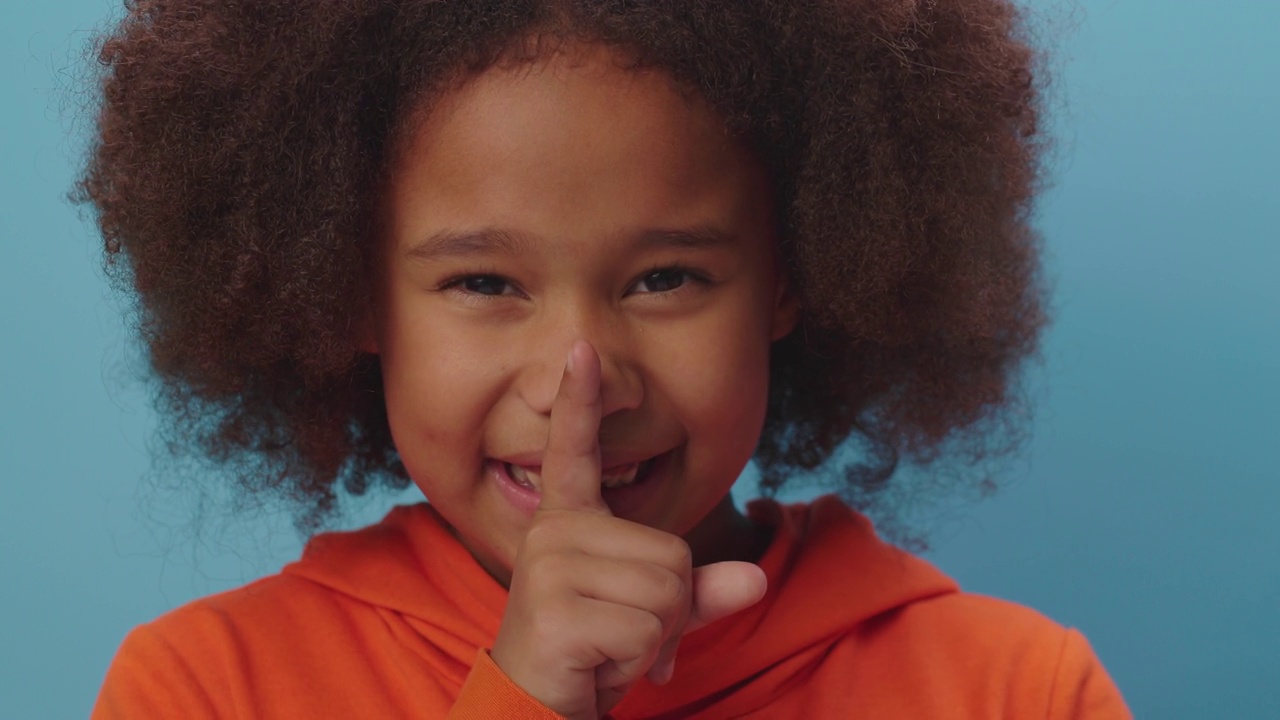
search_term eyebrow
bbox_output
[405,225,737,262]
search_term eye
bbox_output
[633,267,695,294]
[442,274,517,297]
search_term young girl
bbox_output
[83,1,1130,717]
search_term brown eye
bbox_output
[456,275,513,296]
[635,268,690,293]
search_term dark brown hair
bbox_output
[77,0,1048,539]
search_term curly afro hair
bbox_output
[77,0,1049,536]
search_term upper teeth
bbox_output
[507,464,542,490]
[506,461,643,490]
[602,463,640,488]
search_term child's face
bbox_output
[371,42,797,582]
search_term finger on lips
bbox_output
[539,340,609,515]
[499,339,712,716]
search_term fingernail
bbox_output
[565,346,576,374]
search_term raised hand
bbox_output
[489,341,766,720]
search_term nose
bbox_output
[517,307,644,419]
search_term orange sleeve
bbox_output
[447,649,565,720]
[1047,628,1133,720]
[91,624,222,720]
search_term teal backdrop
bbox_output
[2,1,1277,717]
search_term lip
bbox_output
[489,448,675,518]
[599,449,674,518]
[488,458,541,517]
[494,451,666,475]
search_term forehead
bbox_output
[382,42,771,251]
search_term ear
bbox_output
[770,273,801,341]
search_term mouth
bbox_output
[504,456,658,492]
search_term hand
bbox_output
[489,341,767,720]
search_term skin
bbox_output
[371,41,798,718]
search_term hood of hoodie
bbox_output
[283,495,958,717]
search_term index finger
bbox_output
[538,340,609,514]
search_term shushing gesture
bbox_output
[490,341,768,720]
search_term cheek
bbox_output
[659,305,775,459]
[377,311,509,468]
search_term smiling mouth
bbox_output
[505,457,656,491]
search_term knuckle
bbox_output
[660,535,693,570]
[652,566,687,609]
[523,551,558,581]
[523,516,569,551]
[635,611,665,649]
[519,551,577,593]
[522,521,554,551]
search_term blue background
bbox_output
[3,1,1277,717]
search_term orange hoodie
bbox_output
[93,496,1131,718]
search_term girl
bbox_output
[82,1,1130,717]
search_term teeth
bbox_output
[506,460,647,490]
[601,463,640,489]
[506,463,542,490]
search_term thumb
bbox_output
[538,340,610,515]
[684,561,768,635]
